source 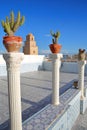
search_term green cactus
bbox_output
[10,11,14,29]
[1,11,25,36]
[50,30,60,44]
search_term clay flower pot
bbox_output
[1,11,25,53]
[3,36,22,52]
[49,43,62,54]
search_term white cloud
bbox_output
[44,34,51,37]
[39,49,51,55]
[39,49,77,56]
[61,49,77,55]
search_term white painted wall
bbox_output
[0,54,87,76]
[0,54,45,76]
[43,61,87,75]
[21,55,45,73]
[22,55,45,64]
[43,61,52,71]
[61,62,79,73]
[0,55,6,64]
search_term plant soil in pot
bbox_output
[1,11,25,52]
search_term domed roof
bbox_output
[27,33,33,36]
[26,33,34,40]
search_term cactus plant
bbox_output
[1,11,25,36]
[50,30,60,44]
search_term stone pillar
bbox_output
[51,54,63,105]
[3,53,24,130]
[78,61,86,99]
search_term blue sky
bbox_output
[0,0,87,54]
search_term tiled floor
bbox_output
[0,71,78,130]
[71,108,87,130]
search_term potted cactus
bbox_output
[1,11,25,52]
[49,30,62,53]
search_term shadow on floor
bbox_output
[0,79,75,130]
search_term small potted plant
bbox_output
[78,49,86,61]
[1,11,25,52]
[49,30,62,53]
[73,81,78,89]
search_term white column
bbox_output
[51,54,63,105]
[78,61,86,99]
[3,53,24,130]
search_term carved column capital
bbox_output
[50,53,63,60]
[3,53,24,71]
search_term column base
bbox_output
[52,102,60,106]
[80,98,87,114]
[80,95,85,100]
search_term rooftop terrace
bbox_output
[0,71,79,130]
[0,54,87,130]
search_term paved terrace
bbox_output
[0,70,86,130]
[71,108,87,130]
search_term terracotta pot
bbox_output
[49,43,62,54]
[3,36,22,52]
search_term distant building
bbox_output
[62,54,78,62]
[63,54,69,60]
[23,33,38,55]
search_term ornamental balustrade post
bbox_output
[3,53,24,130]
[78,61,86,99]
[51,53,63,105]
[78,49,86,100]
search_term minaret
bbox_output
[23,33,38,55]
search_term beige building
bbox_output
[23,33,38,55]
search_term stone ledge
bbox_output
[23,104,66,130]
[23,87,80,130]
